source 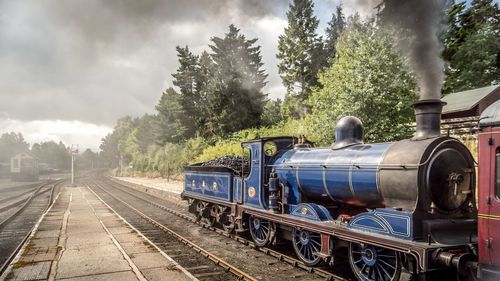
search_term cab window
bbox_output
[263,141,277,157]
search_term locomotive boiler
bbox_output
[182,99,481,281]
[271,99,476,241]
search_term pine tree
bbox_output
[324,5,345,63]
[277,0,324,108]
[194,51,213,136]
[155,88,194,143]
[207,24,268,135]
[443,0,500,93]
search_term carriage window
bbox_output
[496,148,500,198]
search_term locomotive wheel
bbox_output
[249,216,274,247]
[349,242,401,281]
[292,228,323,266]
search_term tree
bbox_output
[155,87,193,143]
[0,132,29,163]
[171,46,200,138]
[194,51,214,136]
[307,17,418,145]
[31,141,71,170]
[277,0,324,118]
[443,0,500,93]
[99,116,135,167]
[207,24,268,135]
[134,114,158,153]
[261,99,284,127]
[324,5,346,63]
[77,148,99,170]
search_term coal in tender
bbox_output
[201,156,250,176]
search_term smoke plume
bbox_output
[381,0,447,100]
[355,0,448,100]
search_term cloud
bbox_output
[0,0,289,126]
[0,119,112,151]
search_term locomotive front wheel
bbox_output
[349,242,401,281]
[292,228,323,266]
[249,216,274,247]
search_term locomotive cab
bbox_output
[240,136,299,210]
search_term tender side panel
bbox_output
[184,171,233,202]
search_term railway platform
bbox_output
[1,186,196,281]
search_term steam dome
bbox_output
[332,116,364,149]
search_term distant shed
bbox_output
[10,152,39,181]
[440,85,500,135]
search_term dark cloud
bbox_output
[0,0,288,125]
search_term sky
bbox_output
[0,0,493,151]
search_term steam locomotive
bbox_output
[182,99,500,281]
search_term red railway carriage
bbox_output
[478,99,500,279]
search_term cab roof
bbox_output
[241,136,298,145]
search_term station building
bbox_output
[10,152,39,181]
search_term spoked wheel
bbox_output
[292,228,323,266]
[201,204,215,227]
[195,201,213,226]
[219,210,234,233]
[249,216,274,247]
[349,242,401,281]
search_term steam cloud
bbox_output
[353,0,447,100]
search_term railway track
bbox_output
[0,180,64,275]
[87,179,249,281]
[86,176,349,281]
[0,182,46,207]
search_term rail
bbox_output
[0,180,65,276]
[101,176,346,281]
[89,179,258,281]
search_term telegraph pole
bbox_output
[119,154,123,177]
[71,145,78,186]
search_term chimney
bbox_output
[413,99,446,140]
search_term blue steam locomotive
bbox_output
[182,100,478,281]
